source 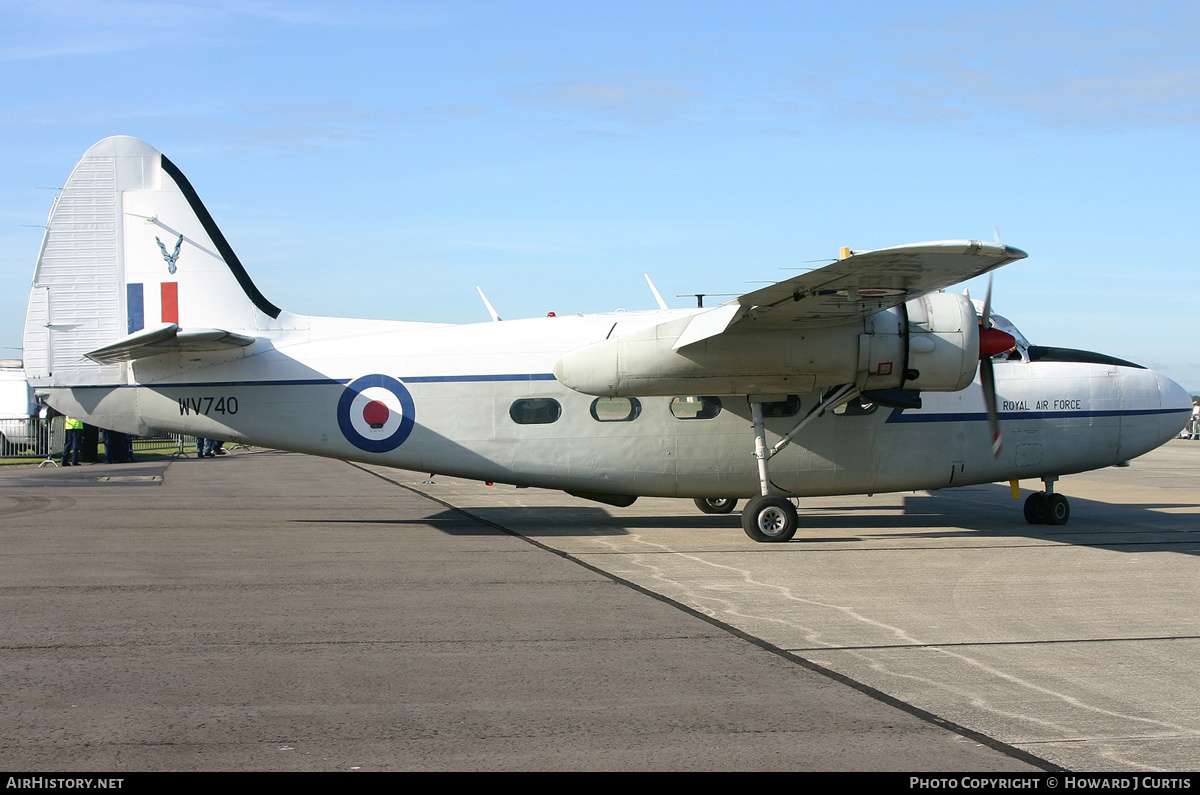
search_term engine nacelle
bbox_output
[897,290,981,392]
[552,292,980,397]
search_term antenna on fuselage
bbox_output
[644,274,669,310]
[476,286,502,322]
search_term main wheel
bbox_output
[741,495,798,543]
[1023,492,1048,524]
[1045,493,1070,525]
[694,497,738,515]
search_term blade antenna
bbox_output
[476,286,502,322]
[644,274,669,310]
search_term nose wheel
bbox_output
[1023,478,1070,525]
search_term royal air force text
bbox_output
[1001,399,1083,412]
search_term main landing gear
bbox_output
[693,493,798,541]
[693,497,738,514]
[741,495,798,542]
[1022,476,1070,525]
[739,398,797,542]
[734,387,861,543]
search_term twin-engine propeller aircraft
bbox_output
[23,137,1192,541]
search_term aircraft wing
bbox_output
[84,323,255,365]
[674,240,1026,348]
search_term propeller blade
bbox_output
[975,273,1007,458]
[980,274,994,330]
[981,356,1002,458]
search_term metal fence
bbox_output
[0,417,217,462]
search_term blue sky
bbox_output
[2,0,1198,390]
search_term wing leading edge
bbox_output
[673,240,1027,349]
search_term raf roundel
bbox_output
[337,374,416,453]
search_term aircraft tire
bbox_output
[694,497,738,514]
[1023,493,1048,524]
[741,495,797,543]
[1045,493,1070,525]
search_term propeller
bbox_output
[977,276,1016,458]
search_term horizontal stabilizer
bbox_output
[85,323,255,364]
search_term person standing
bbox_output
[196,437,224,457]
[61,416,83,466]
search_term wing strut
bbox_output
[740,384,863,544]
[748,384,862,496]
[767,384,861,459]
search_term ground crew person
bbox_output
[62,416,83,466]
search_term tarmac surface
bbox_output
[1,440,1198,771]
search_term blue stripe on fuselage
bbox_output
[886,407,1188,423]
[54,373,559,390]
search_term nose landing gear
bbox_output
[1022,476,1070,525]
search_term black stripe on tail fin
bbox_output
[159,155,281,319]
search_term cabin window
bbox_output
[670,396,722,420]
[760,395,801,418]
[590,397,641,422]
[833,397,877,416]
[509,398,562,425]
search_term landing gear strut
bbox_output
[737,388,861,543]
[740,399,800,542]
[1023,476,1070,525]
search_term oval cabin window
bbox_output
[509,398,562,425]
[670,396,722,420]
[590,397,641,422]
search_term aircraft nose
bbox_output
[1157,373,1192,444]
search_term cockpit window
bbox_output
[760,395,801,417]
[972,301,1031,361]
[833,398,877,416]
[988,312,1030,359]
[1026,346,1145,369]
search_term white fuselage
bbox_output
[41,308,1191,500]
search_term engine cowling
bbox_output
[552,291,980,397]
[895,290,981,392]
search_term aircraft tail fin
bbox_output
[22,136,281,386]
